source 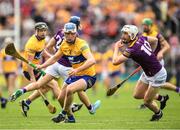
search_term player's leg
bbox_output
[133,80,149,99]
[6,73,16,95]
[77,91,101,114]
[20,87,50,117]
[10,74,54,101]
[161,82,180,93]
[144,86,163,121]
[52,76,97,123]
[0,89,7,108]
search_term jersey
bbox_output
[123,36,162,77]
[59,37,96,76]
[142,30,161,55]
[54,29,71,67]
[103,49,122,73]
[23,35,46,71]
[0,49,18,73]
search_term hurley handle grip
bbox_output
[29,62,46,76]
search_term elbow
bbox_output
[112,59,119,65]
[92,58,96,65]
[167,44,170,51]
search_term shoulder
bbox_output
[25,35,38,51]
[76,38,89,50]
[54,29,64,39]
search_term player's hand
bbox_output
[157,52,163,60]
[68,68,78,76]
[36,64,43,70]
[114,40,124,48]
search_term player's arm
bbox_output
[76,51,95,72]
[45,37,56,54]
[37,48,63,69]
[157,34,170,60]
[68,44,96,76]
[147,36,158,45]
[112,40,128,65]
[26,49,36,82]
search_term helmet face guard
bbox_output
[63,23,77,44]
[63,22,77,34]
[121,25,138,41]
[35,22,48,30]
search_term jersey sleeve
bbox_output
[123,48,132,58]
[80,42,91,55]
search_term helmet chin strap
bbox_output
[66,37,76,44]
[35,34,45,41]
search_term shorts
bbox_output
[23,69,42,81]
[4,72,16,79]
[45,62,72,80]
[139,67,167,87]
[65,75,96,90]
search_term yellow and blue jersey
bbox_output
[23,35,46,71]
[60,37,96,76]
[0,49,18,73]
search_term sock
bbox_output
[87,105,92,110]
[175,87,180,93]
[68,115,75,121]
[155,110,161,115]
[157,95,164,102]
[61,110,67,116]
[22,88,27,93]
[25,99,31,105]
[0,97,6,102]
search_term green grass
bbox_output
[0,81,180,129]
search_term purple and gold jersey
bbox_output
[54,29,71,67]
[123,36,162,77]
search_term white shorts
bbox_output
[139,67,167,87]
[45,62,72,80]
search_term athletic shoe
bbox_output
[71,103,83,113]
[89,100,101,114]
[64,118,76,123]
[9,89,23,101]
[139,104,147,109]
[150,110,163,121]
[19,100,29,117]
[160,95,169,110]
[1,98,8,109]
[52,113,66,123]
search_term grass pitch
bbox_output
[0,81,180,130]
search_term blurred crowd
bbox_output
[0,0,180,86]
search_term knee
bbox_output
[34,82,41,89]
[143,98,152,106]
[133,93,143,99]
[66,87,73,96]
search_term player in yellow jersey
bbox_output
[10,23,101,123]
[102,45,125,94]
[136,18,180,109]
[19,17,99,117]
[19,22,61,116]
[92,51,103,94]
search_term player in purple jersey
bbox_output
[113,25,167,121]
[139,18,180,109]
